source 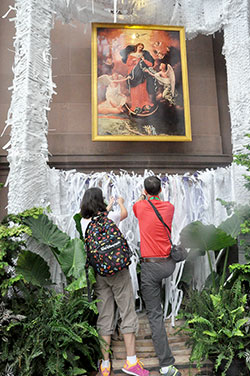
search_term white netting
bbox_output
[54,0,228,39]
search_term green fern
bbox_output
[179,279,249,374]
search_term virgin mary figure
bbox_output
[120,43,157,114]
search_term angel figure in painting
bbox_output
[120,43,157,115]
[146,63,176,105]
[97,72,129,114]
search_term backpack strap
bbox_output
[84,220,93,302]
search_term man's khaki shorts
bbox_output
[95,268,139,336]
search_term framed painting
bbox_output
[92,23,191,141]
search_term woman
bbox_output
[120,43,156,113]
[80,188,149,376]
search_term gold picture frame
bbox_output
[92,23,191,142]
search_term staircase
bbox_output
[111,312,213,376]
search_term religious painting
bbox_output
[92,23,191,141]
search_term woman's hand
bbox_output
[117,197,128,221]
[106,196,115,211]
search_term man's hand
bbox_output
[136,191,147,202]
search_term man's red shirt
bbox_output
[133,198,174,258]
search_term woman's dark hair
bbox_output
[144,176,161,195]
[80,187,107,218]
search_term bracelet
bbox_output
[140,194,146,199]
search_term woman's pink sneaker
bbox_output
[122,359,150,376]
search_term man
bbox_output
[133,176,181,376]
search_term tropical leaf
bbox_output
[51,324,83,343]
[88,267,96,285]
[76,322,99,337]
[180,221,236,252]
[72,368,87,375]
[235,317,248,329]
[210,294,221,309]
[58,238,86,279]
[66,274,87,292]
[73,213,84,241]
[230,306,244,316]
[24,214,70,251]
[218,213,242,239]
[203,330,217,337]
[16,251,51,287]
[231,329,245,337]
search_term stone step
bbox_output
[112,337,190,349]
[112,349,191,360]
[112,357,212,370]
[113,367,213,376]
[110,313,213,375]
[137,320,185,331]
[113,345,190,355]
[135,333,182,340]
[135,319,187,339]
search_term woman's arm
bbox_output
[117,197,128,221]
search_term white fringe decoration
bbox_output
[47,165,238,321]
[223,0,250,154]
[4,0,55,214]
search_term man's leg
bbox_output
[141,262,175,367]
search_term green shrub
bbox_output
[180,279,250,375]
[0,208,101,375]
[0,287,101,375]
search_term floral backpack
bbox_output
[84,211,131,277]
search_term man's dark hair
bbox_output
[80,187,107,219]
[144,176,161,195]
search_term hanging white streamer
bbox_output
[46,166,239,320]
[113,0,117,23]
